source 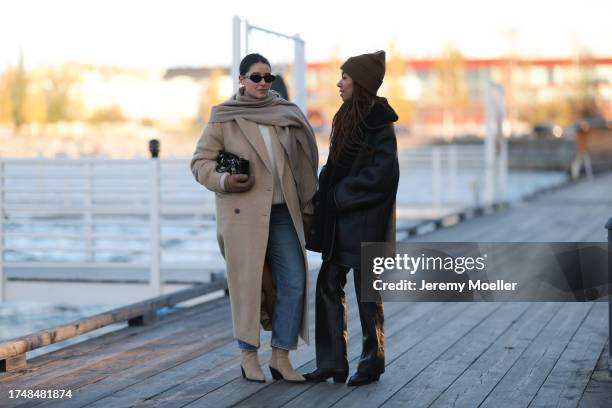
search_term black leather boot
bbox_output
[347,371,380,386]
[314,262,350,372]
[303,367,348,383]
[353,267,385,375]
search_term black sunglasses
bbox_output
[246,73,276,83]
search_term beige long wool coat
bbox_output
[191,117,317,347]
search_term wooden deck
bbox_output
[1,173,611,407]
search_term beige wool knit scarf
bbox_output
[209,88,318,206]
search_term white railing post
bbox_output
[499,106,508,203]
[84,162,94,262]
[293,34,307,114]
[484,80,506,206]
[232,15,242,95]
[499,133,508,202]
[0,160,4,302]
[484,81,496,206]
[432,147,442,209]
[150,157,162,296]
[447,145,457,205]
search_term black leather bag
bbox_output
[305,208,324,253]
[215,150,250,176]
[305,166,329,253]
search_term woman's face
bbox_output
[240,62,272,99]
[337,72,354,102]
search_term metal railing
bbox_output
[398,144,490,209]
[0,143,516,303]
[0,156,221,301]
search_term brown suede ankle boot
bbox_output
[241,350,265,383]
[269,347,306,383]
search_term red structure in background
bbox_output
[304,57,612,135]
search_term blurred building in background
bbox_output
[0,51,610,156]
[306,54,612,139]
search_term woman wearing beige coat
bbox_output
[190,53,318,383]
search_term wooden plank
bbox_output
[0,298,233,393]
[529,302,609,407]
[428,302,561,407]
[108,300,424,408]
[0,295,228,383]
[0,282,226,363]
[480,205,583,242]
[478,303,593,408]
[274,303,480,408]
[324,303,501,408]
[29,312,236,408]
[543,174,612,203]
[578,339,612,408]
[380,302,531,408]
[412,211,515,242]
[0,354,27,373]
[230,302,456,408]
[577,204,612,241]
[0,296,229,382]
[124,301,439,408]
[1,312,235,408]
[410,173,612,243]
[420,204,592,242]
[23,273,358,408]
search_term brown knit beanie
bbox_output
[340,50,386,95]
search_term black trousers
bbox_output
[314,261,385,375]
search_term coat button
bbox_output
[234,208,240,214]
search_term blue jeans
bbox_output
[238,204,305,351]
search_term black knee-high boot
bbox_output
[352,267,385,375]
[314,261,350,371]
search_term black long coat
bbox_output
[307,98,400,269]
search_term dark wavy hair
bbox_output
[328,81,375,167]
[239,53,271,75]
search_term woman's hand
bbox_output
[224,174,254,193]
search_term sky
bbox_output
[1,0,611,70]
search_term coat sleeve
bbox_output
[190,122,226,194]
[298,133,319,216]
[332,125,399,212]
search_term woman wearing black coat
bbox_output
[304,50,399,386]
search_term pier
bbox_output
[0,173,611,407]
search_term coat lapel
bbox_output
[235,117,273,174]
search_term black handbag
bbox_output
[305,166,329,253]
[215,150,250,176]
[305,210,324,253]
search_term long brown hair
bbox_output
[328,81,375,167]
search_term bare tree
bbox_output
[386,40,414,127]
[435,46,468,139]
[571,47,601,120]
[43,66,80,122]
[8,49,28,131]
